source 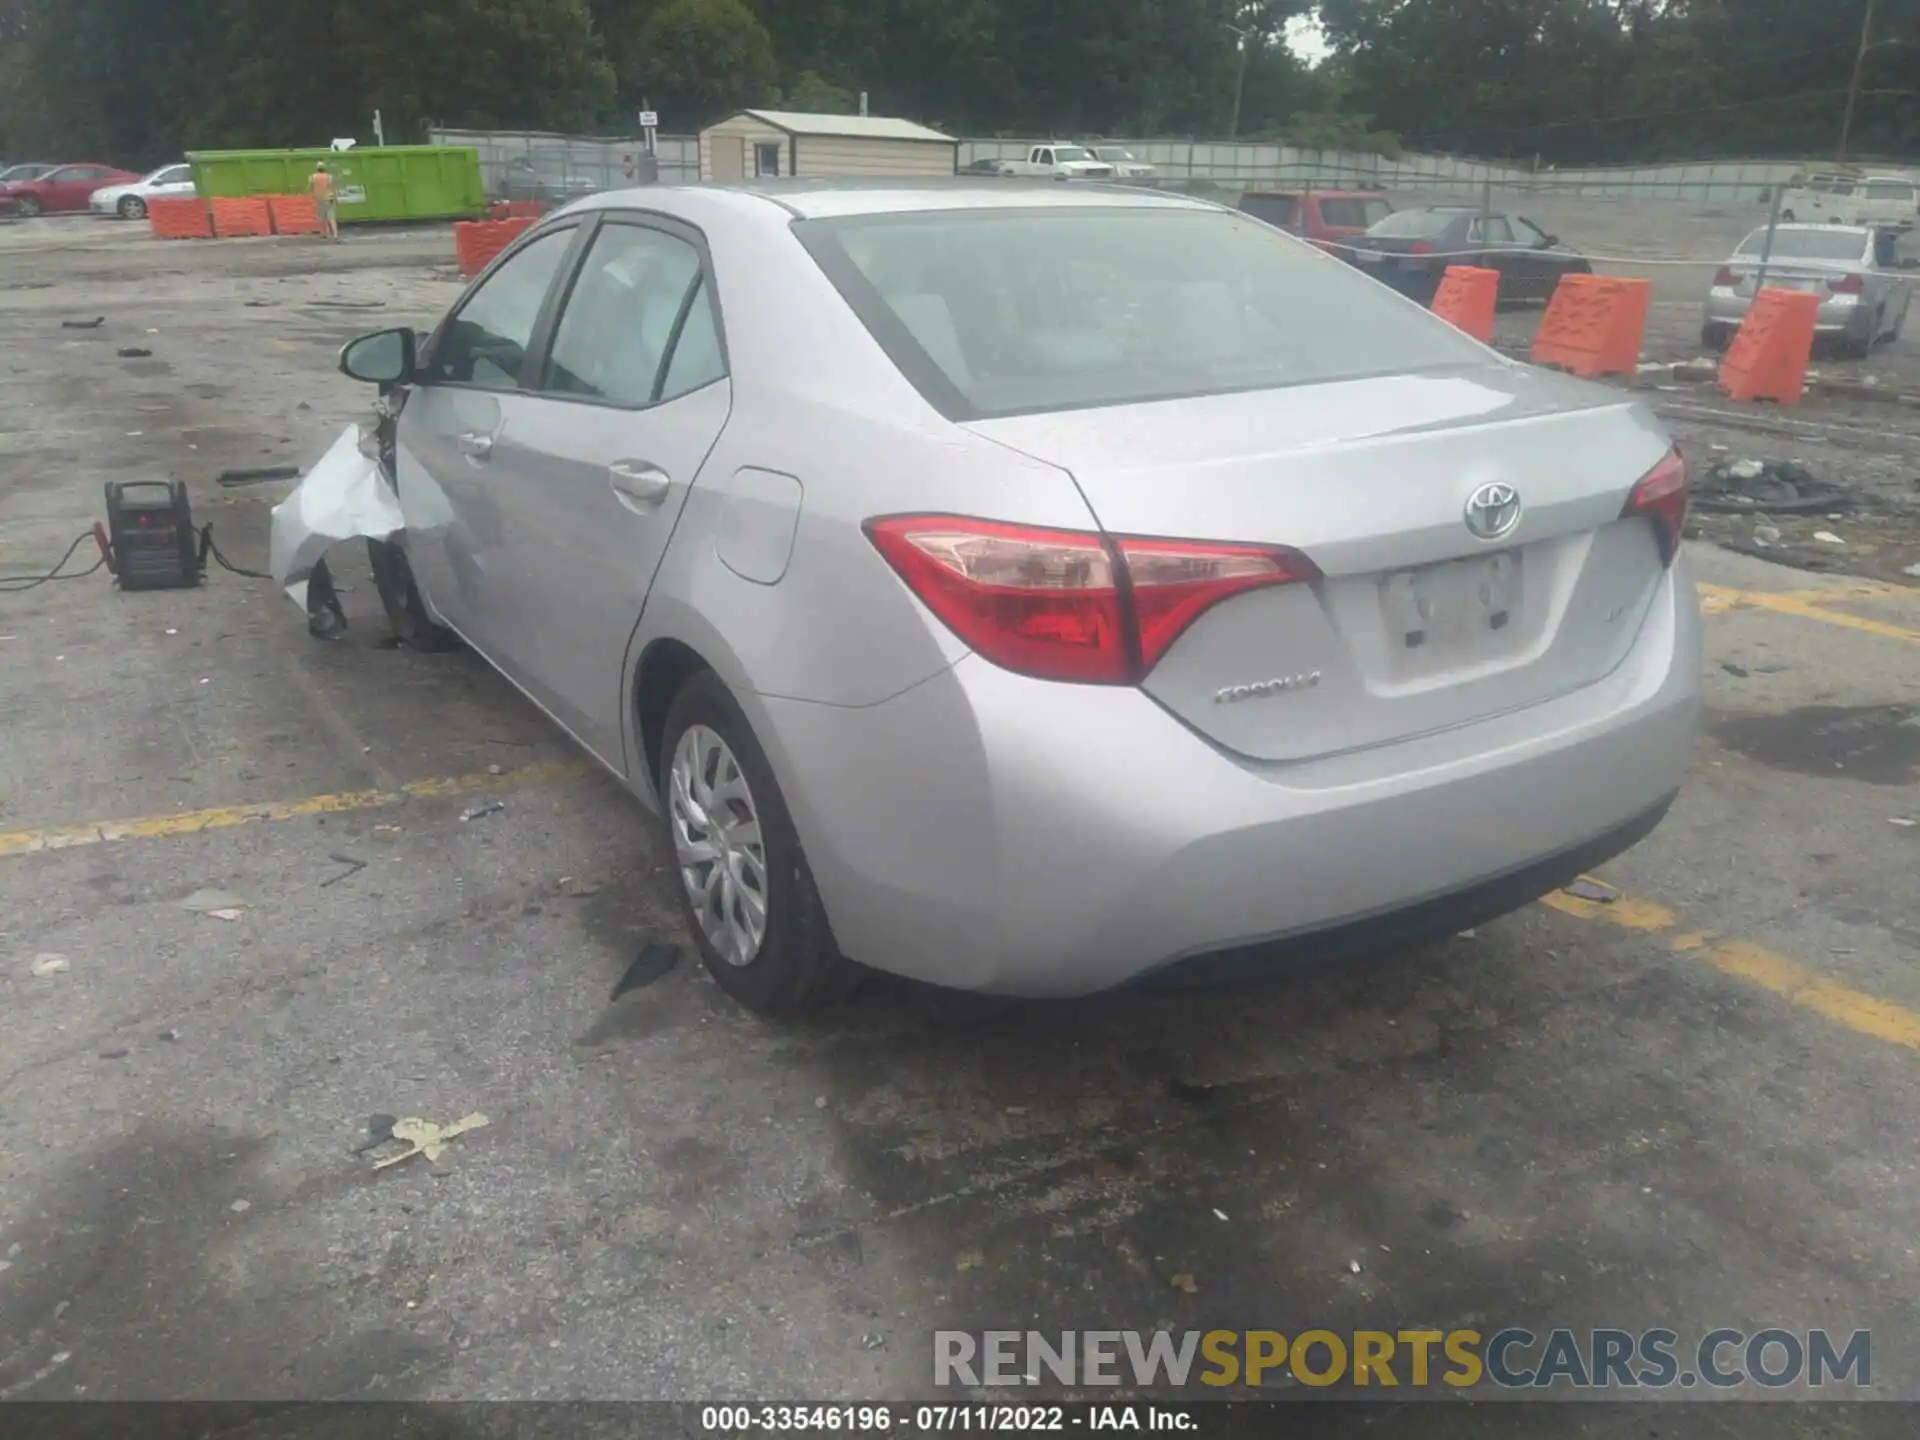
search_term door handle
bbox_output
[457,431,494,461]
[608,461,671,510]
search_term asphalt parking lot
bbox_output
[3,210,1919,1422]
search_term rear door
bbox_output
[477,212,732,762]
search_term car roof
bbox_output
[576,180,1221,224]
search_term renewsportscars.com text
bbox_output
[934,1328,1872,1391]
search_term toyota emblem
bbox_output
[1464,482,1522,541]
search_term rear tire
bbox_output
[1780,210,1796,222]
[658,670,854,1016]
[367,538,458,652]
[1700,323,1732,351]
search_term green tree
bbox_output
[628,0,778,127]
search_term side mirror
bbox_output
[339,327,415,386]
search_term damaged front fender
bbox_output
[269,423,403,637]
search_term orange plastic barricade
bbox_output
[1530,273,1651,378]
[268,194,323,236]
[1718,289,1820,405]
[210,196,274,238]
[454,218,537,277]
[1430,265,1499,342]
[487,200,547,221]
[146,196,213,239]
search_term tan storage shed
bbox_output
[698,110,957,182]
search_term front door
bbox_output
[479,214,732,764]
[397,224,584,639]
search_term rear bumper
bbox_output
[759,559,1703,998]
[1704,289,1874,339]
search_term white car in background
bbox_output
[1091,146,1156,180]
[90,163,196,220]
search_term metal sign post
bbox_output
[638,101,659,158]
[1754,181,1787,298]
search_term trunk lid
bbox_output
[966,363,1674,762]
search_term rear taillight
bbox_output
[864,515,1318,684]
[1407,241,1435,255]
[1828,272,1865,294]
[1621,448,1689,566]
[1713,266,1742,288]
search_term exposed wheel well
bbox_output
[635,639,711,783]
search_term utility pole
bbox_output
[1223,22,1252,140]
[1837,0,1878,162]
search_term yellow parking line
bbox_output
[0,760,586,858]
[1697,583,1920,644]
[1544,885,1920,1051]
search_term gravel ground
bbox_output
[3,209,1920,1427]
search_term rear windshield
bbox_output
[1317,197,1392,229]
[1367,209,1460,238]
[1864,181,1916,202]
[794,207,1489,420]
[1238,193,1299,228]
[1736,228,1867,260]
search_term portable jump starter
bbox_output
[99,479,201,591]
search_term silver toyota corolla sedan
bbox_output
[279,180,1702,1014]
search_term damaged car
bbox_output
[273,183,1702,1016]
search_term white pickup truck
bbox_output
[992,144,1117,181]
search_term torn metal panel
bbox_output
[268,423,402,617]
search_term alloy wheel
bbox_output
[669,724,769,966]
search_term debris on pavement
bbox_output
[351,1114,399,1155]
[1563,877,1618,903]
[1212,1207,1229,1222]
[1723,662,1750,677]
[861,1332,887,1351]
[218,464,302,487]
[371,1113,490,1172]
[28,954,70,977]
[1693,457,1852,515]
[1170,1272,1200,1294]
[229,1198,251,1213]
[179,888,247,920]
[558,875,602,898]
[62,317,105,329]
[320,852,367,887]
[116,347,152,358]
[100,1048,130,1060]
[611,942,681,1000]
[1891,818,1917,828]
[460,800,506,822]
[1348,1259,1363,1275]
[1813,531,1847,546]
[160,1028,180,1042]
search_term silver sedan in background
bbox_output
[281,181,1701,1014]
[1702,223,1915,356]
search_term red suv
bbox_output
[0,163,141,218]
[1237,187,1394,257]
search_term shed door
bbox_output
[710,135,744,181]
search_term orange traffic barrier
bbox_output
[1430,265,1499,342]
[1530,273,1651,378]
[147,196,213,239]
[267,194,323,236]
[488,200,547,221]
[1718,289,1820,405]
[210,196,274,238]
[454,217,537,277]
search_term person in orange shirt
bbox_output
[309,163,339,241]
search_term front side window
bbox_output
[432,228,577,390]
[798,206,1490,420]
[542,223,709,406]
[1052,147,1092,162]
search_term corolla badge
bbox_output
[1464,481,1522,541]
[1214,671,1322,704]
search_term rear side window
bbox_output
[1864,182,1916,202]
[796,206,1489,421]
[1367,209,1459,238]
[543,223,703,406]
[1239,194,1298,229]
[1317,198,1390,229]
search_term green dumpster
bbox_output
[186,146,485,224]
